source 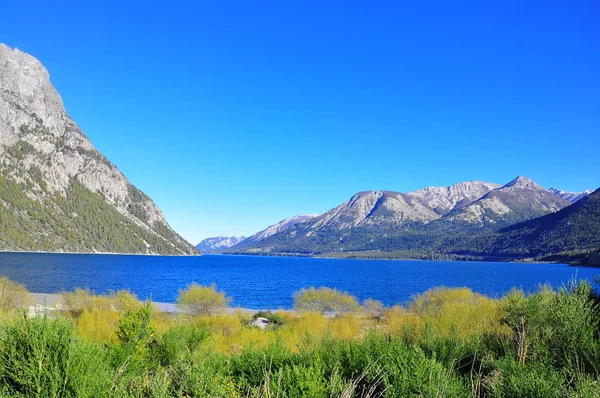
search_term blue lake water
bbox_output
[0,252,598,309]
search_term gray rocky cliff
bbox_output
[0,44,197,254]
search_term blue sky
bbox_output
[3,1,599,243]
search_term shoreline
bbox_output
[223,251,587,267]
[29,293,279,315]
[0,250,201,257]
[2,250,595,267]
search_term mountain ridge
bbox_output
[196,237,246,252]
[225,177,581,257]
[0,44,197,254]
[549,188,592,204]
[440,176,570,227]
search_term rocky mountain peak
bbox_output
[407,180,500,215]
[444,176,570,227]
[0,44,196,254]
[502,176,541,190]
[0,45,66,151]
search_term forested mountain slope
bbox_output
[464,188,600,261]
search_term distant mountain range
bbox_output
[196,237,246,252]
[0,44,197,255]
[196,214,320,252]
[203,177,597,264]
[548,188,593,204]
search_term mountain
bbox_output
[229,214,320,250]
[549,188,592,204]
[406,181,501,215]
[467,188,600,263]
[281,181,499,235]
[196,237,246,252]
[230,180,521,255]
[441,176,571,227]
[0,44,197,254]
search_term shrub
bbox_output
[177,283,231,316]
[490,358,565,398]
[154,324,210,366]
[293,287,359,315]
[0,277,32,312]
[61,288,111,317]
[410,287,481,315]
[568,375,600,398]
[0,315,111,397]
[252,311,287,327]
[168,349,237,397]
[502,280,600,375]
[362,298,385,319]
[109,290,141,313]
[76,308,121,344]
[115,302,155,352]
[410,287,506,338]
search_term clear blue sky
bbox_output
[3,1,599,243]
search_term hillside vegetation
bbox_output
[0,176,190,254]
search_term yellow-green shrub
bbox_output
[177,283,231,316]
[409,287,507,338]
[293,287,359,315]
[60,288,112,317]
[76,308,121,343]
[0,277,32,313]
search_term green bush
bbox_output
[0,282,598,396]
[153,324,210,366]
[168,349,237,397]
[0,315,111,397]
[501,280,600,376]
[490,358,565,398]
[567,375,600,398]
[252,310,287,327]
[112,302,157,375]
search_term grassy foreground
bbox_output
[1,278,600,397]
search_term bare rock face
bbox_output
[300,181,500,234]
[407,181,501,215]
[0,44,197,254]
[309,190,440,231]
[443,176,571,226]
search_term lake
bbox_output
[0,252,598,309]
